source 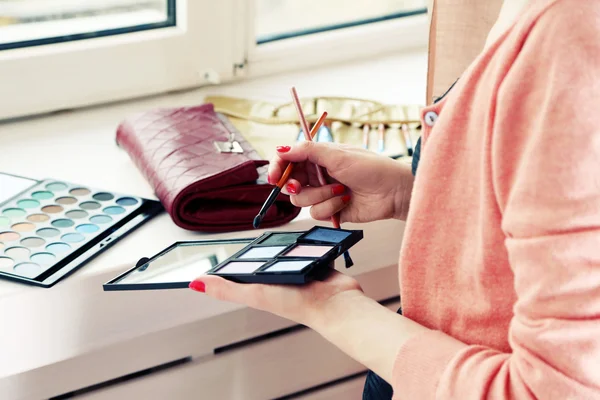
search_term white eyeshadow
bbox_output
[239,246,286,259]
[217,261,265,274]
[265,260,313,272]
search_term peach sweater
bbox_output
[394,0,600,398]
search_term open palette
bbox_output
[104,226,363,290]
[0,172,162,287]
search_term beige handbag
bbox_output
[426,0,502,102]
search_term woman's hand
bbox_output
[190,270,364,328]
[268,142,414,223]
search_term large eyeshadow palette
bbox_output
[0,172,162,287]
[103,226,363,290]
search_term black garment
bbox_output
[361,308,402,400]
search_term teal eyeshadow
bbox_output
[32,191,54,200]
[304,229,351,243]
[76,224,99,234]
[0,216,10,227]
[80,201,101,210]
[47,242,71,254]
[3,208,26,218]
[17,199,39,209]
[116,197,138,206]
[46,182,68,191]
[62,233,85,243]
[104,206,125,215]
[90,215,112,224]
[259,233,303,246]
[51,219,74,228]
[93,192,114,201]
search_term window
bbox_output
[0,0,175,51]
[0,0,427,121]
[255,0,427,44]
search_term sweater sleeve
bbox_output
[392,2,600,399]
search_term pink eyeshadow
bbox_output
[284,245,332,258]
[217,261,265,274]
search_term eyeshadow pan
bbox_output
[56,196,77,205]
[239,246,286,259]
[46,182,68,191]
[37,228,60,238]
[13,262,42,278]
[104,206,125,215]
[51,219,74,228]
[3,208,26,218]
[30,252,56,265]
[20,237,45,247]
[0,216,10,227]
[65,210,88,219]
[284,245,332,257]
[116,197,138,206]
[62,233,85,243]
[216,261,265,274]
[259,233,303,246]
[0,257,14,269]
[5,246,30,259]
[42,205,63,214]
[0,231,20,241]
[12,223,35,232]
[17,199,40,209]
[70,188,91,196]
[265,260,313,272]
[80,201,101,210]
[27,214,50,223]
[304,228,351,243]
[90,215,112,224]
[46,242,71,254]
[32,191,54,200]
[76,224,99,234]
[93,192,114,201]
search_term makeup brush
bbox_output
[378,123,386,153]
[290,87,354,268]
[253,111,328,229]
[362,124,370,149]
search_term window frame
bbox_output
[243,6,429,79]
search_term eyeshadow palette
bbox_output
[0,172,162,287]
[103,226,363,290]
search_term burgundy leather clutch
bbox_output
[116,103,300,232]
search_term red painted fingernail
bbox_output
[287,183,298,194]
[267,175,274,185]
[189,281,205,293]
[332,184,345,196]
[276,146,291,153]
[341,194,351,204]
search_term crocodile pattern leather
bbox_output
[116,103,300,232]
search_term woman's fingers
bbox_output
[309,193,351,221]
[268,141,347,184]
[289,184,347,207]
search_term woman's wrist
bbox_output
[305,288,370,332]
[392,162,414,221]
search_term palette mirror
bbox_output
[104,239,253,290]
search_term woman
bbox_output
[190,0,600,398]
